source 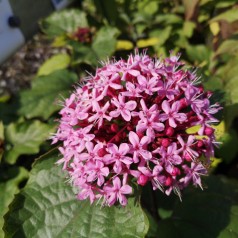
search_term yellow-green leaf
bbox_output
[209,22,220,36]
[210,157,222,168]
[136,37,160,48]
[52,35,67,47]
[185,121,225,140]
[210,8,238,23]
[0,122,4,161]
[116,40,134,50]
[37,54,71,76]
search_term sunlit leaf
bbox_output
[37,54,71,76]
[216,39,238,56]
[210,8,238,23]
[182,21,196,38]
[51,35,67,47]
[116,40,134,50]
[3,151,149,238]
[41,9,88,37]
[137,38,160,48]
[185,121,225,140]
[210,22,220,36]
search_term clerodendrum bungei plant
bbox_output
[51,51,221,207]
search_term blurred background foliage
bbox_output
[1,0,238,237]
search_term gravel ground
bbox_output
[0,34,62,95]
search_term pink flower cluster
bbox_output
[52,52,221,206]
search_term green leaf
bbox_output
[216,39,238,56]
[155,14,183,25]
[210,8,238,23]
[18,70,78,120]
[0,167,28,238]
[216,56,238,82]
[216,129,238,164]
[4,120,55,164]
[41,9,88,37]
[149,26,172,46]
[157,176,238,238]
[37,54,71,76]
[0,122,4,161]
[216,1,237,9]
[69,41,98,66]
[138,0,158,15]
[186,45,212,65]
[182,21,196,38]
[3,151,149,238]
[92,26,120,60]
[226,76,238,104]
[93,0,118,24]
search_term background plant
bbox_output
[1,0,238,237]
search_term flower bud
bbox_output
[161,138,170,147]
[165,127,174,137]
[97,148,107,157]
[137,174,149,186]
[110,123,119,133]
[204,127,214,136]
[165,177,172,186]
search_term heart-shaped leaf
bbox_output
[3,150,149,238]
[41,9,88,37]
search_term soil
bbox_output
[0,33,60,95]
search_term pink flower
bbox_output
[129,131,152,162]
[105,143,133,173]
[86,160,109,186]
[88,101,112,128]
[104,177,132,206]
[160,100,187,128]
[52,51,221,206]
[181,162,207,189]
[110,94,137,121]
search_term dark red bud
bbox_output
[165,127,174,137]
[179,98,187,109]
[171,167,181,176]
[137,174,149,186]
[110,123,119,133]
[184,153,192,162]
[97,148,107,157]
[197,140,204,148]
[165,176,172,186]
[204,127,214,136]
[161,138,170,147]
